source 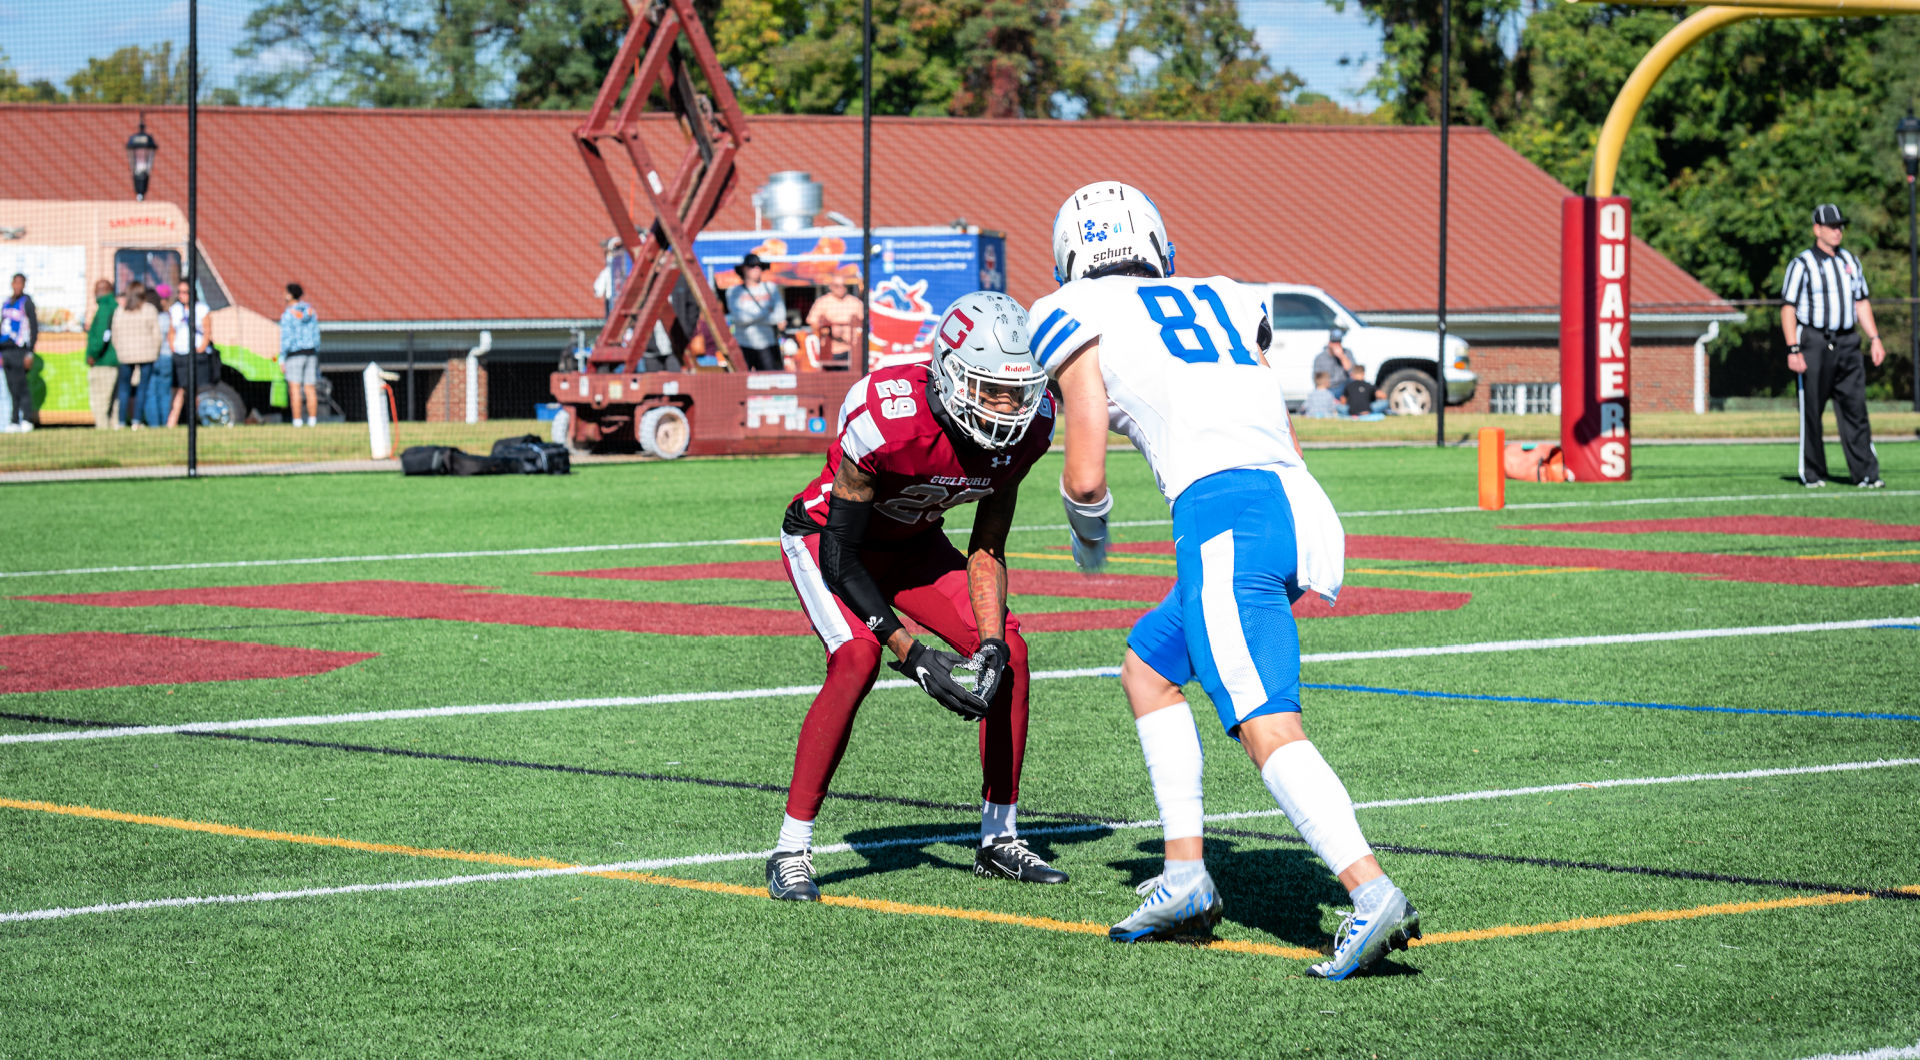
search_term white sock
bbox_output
[1136,702,1205,846]
[306,416,317,426]
[775,813,813,853]
[1260,740,1372,877]
[980,801,1017,846]
[1163,858,1207,889]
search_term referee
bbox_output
[1781,203,1885,488]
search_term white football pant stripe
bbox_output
[780,532,855,653]
[1199,529,1267,723]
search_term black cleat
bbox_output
[767,849,820,901]
[973,837,1070,884]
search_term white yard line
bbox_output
[1795,1043,1920,1060]
[6,757,1914,925]
[0,667,1122,746]
[7,614,1914,746]
[4,489,1915,581]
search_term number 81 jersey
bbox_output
[1028,274,1301,504]
[784,362,1054,544]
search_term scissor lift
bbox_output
[554,0,857,457]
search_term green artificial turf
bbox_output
[0,443,1916,1058]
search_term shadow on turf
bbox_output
[818,823,1109,889]
[1112,839,1367,954]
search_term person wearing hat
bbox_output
[1781,203,1885,488]
[728,253,783,371]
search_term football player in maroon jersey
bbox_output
[767,291,1066,901]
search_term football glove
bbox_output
[1062,482,1113,573]
[891,640,989,721]
[966,637,1013,709]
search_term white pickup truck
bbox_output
[1243,282,1478,414]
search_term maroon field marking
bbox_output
[0,632,375,694]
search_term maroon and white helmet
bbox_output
[930,291,1046,450]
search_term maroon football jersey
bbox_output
[786,362,1054,544]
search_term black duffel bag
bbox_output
[402,445,513,476]
[490,434,571,475]
[401,445,451,475]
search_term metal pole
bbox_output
[185,0,199,476]
[406,331,416,421]
[1909,175,1917,412]
[858,0,872,378]
[1435,0,1451,447]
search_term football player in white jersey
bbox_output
[1029,181,1420,980]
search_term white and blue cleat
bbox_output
[1308,887,1420,980]
[1109,872,1224,942]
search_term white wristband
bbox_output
[1061,481,1112,541]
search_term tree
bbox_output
[1075,0,1301,122]
[1334,0,1534,126]
[64,43,195,104]
[235,0,522,107]
[715,0,1082,117]
[1501,5,1909,399]
[0,51,63,103]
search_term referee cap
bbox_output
[1812,203,1848,227]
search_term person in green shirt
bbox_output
[85,280,120,429]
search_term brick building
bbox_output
[0,104,1736,416]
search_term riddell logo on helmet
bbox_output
[999,363,1033,374]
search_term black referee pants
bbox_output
[1797,328,1879,485]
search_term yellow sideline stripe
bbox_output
[1793,547,1920,560]
[1407,891,1871,947]
[0,797,571,869]
[1349,566,1603,580]
[0,795,1884,961]
[1005,551,1175,567]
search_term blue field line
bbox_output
[1301,682,1920,722]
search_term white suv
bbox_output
[1248,282,1477,413]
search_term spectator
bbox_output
[1312,325,1354,398]
[727,253,783,371]
[85,279,120,429]
[145,283,175,426]
[114,281,163,430]
[593,236,633,317]
[1303,370,1341,419]
[0,272,38,432]
[280,282,320,427]
[805,272,864,370]
[165,284,211,428]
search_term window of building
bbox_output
[1489,382,1559,415]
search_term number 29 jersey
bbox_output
[1027,275,1301,504]
[783,362,1054,545]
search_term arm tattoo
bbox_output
[966,481,1019,642]
[831,456,875,503]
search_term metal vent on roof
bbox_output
[754,171,823,232]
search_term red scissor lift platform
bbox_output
[556,0,856,458]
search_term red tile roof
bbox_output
[0,104,1723,323]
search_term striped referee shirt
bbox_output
[1782,246,1870,331]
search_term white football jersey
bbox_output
[1029,274,1303,503]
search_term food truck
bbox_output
[0,199,288,425]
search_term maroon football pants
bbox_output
[777,530,1029,822]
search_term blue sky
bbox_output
[5,0,1386,108]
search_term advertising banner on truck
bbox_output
[694,227,1008,364]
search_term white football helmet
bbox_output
[929,291,1046,450]
[1051,181,1175,285]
